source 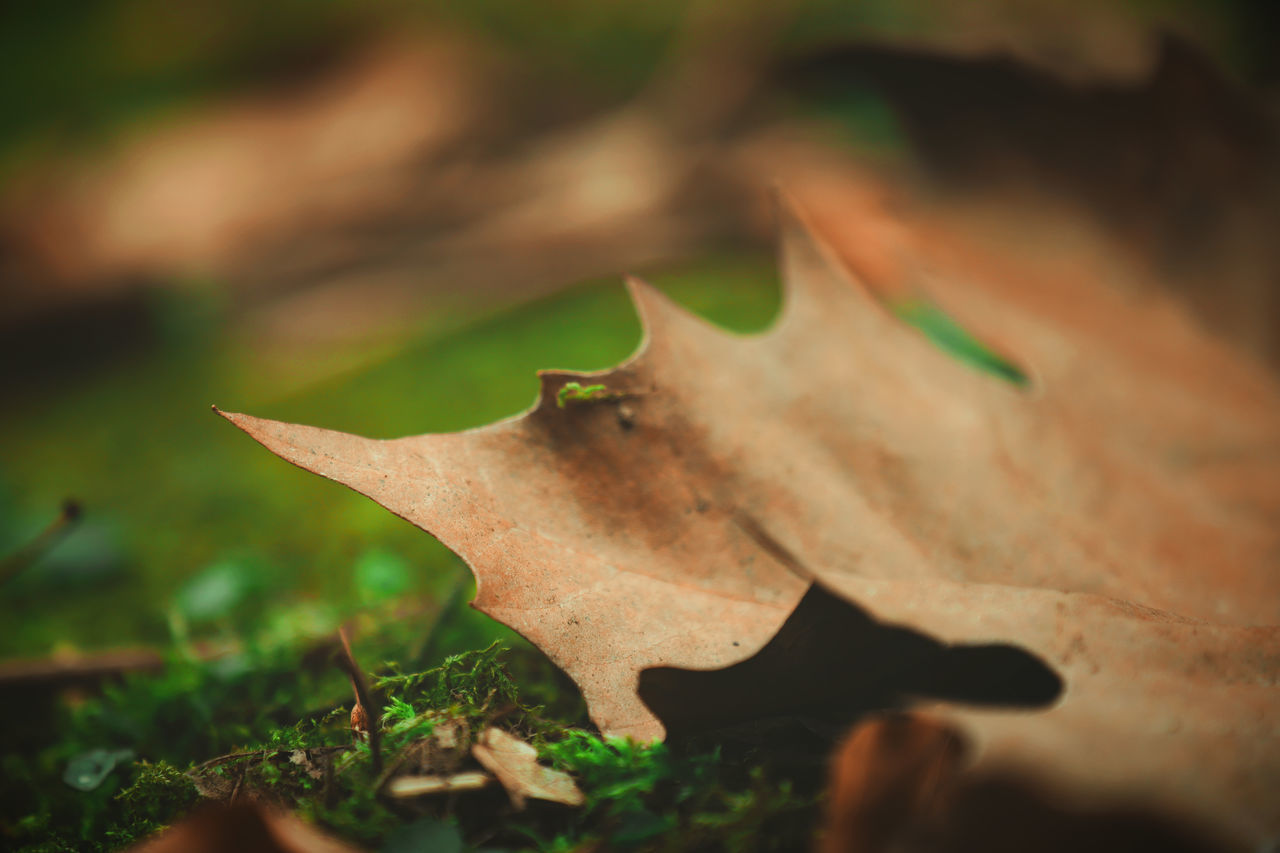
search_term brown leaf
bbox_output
[470,727,584,809]
[218,199,1280,844]
[130,802,363,853]
[820,714,967,853]
[821,714,1232,853]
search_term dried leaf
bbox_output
[130,802,362,853]
[470,728,584,809]
[821,714,967,853]
[821,714,1231,853]
[219,199,1280,843]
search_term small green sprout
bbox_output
[557,381,620,408]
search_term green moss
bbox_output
[545,733,693,815]
[379,698,436,752]
[532,730,820,851]
[103,762,200,849]
[7,634,825,852]
[5,759,201,852]
[376,642,520,721]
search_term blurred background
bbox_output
[2,0,1277,680]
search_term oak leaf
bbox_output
[218,200,1280,845]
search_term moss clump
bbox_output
[6,759,201,852]
[534,731,819,851]
[377,642,519,713]
[8,641,824,851]
[102,762,200,849]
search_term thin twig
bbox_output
[227,766,245,804]
[0,500,82,586]
[188,744,351,775]
[411,566,469,668]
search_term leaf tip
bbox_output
[622,273,658,307]
[211,405,245,424]
[624,274,697,347]
[773,185,882,324]
[212,407,253,433]
[211,409,303,462]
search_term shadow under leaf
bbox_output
[639,583,1062,739]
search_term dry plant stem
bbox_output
[0,499,81,585]
[411,570,469,666]
[337,625,382,775]
[189,746,352,775]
